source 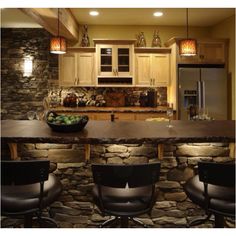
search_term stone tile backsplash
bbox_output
[48,87,167,108]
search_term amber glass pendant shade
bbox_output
[50,37,66,54]
[179,39,197,56]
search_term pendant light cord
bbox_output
[58,8,59,37]
[186,8,189,39]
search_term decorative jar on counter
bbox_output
[63,93,78,107]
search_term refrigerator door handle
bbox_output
[197,81,202,108]
[202,81,206,109]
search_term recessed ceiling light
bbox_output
[89,11,99,16]
[153,12,163,17]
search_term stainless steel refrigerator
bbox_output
[178,67,228,120]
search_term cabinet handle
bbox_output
[116,69,118,76]
[200,55,204,60]
[153,78,155,85]
[150,78,153,86]
[113,69,115,76]
[74,77,77,85]
[77,77,79,85]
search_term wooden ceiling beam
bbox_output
[20,8,79,43]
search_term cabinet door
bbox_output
[98,45,114,76]
[94,113,111,120]
[198,42,225,64]
[117,113,135,120]
[77,53,95,86]
[59,52,76,86]
[116,45,132,76]
[135,54,151,86]
[152,54,170,86]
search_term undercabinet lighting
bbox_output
[153,12,163,17]
[23,57,33,77]
[89,11,99,16]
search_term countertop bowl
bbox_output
[46,112,89,132]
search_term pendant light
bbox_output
[179,8,197,56]
[50,8,66,54]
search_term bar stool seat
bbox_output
[185,175,235,216]
[2,174,62,214]
[92,185,153,215]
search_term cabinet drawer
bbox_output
[135,113,168,120]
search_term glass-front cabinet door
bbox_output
[117,46,130,73]
[100,47,113,74]
[98,45,132,76]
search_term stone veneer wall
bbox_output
[1,28,58,120]
[1,142,234,228]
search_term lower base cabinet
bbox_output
[57,111,174,121]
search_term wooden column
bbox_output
[158,144,164,160]
[85,144,91,163]
[8,143,19,160]
[229,142,235,159]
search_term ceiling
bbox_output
[1,8,235,28]
[71,8,235,26]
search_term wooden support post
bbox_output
[158,144,164,160]
[85,144,91,163]
[229,143,235,159]
[8,143,19,160]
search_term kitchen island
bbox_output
[1,120,235,160]
[1,120,235,228]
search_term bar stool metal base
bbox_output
[99,216,148,228]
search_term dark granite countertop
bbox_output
[51,106,171,113]
[1,120,234,144]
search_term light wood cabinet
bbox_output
[152,54,170,86]
[135,54,151,86]
[59,51,95,86]
[135,53,170,86]
[198,42,226,64]
[59,52,77,86]
[56,111,172,121]
[76,53,95,86]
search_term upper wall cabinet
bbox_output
[59,48,95,86]
[59,52,77,86]
[135,48,171,87]
[165,38,228,65]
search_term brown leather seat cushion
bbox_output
[1,173,62,214]
[92,184,153,215]
[184,175,235,216]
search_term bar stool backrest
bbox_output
[198,161,235,187]
[1,160,50,186]
[92,163,160,188]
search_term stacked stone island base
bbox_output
[1,143,234,228]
